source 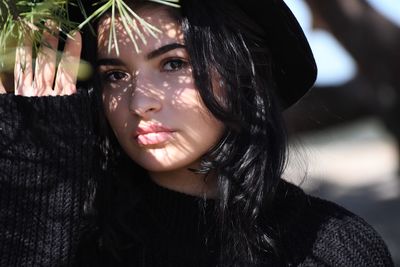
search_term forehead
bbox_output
[97,4,183,56]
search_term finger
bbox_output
[0,77,5,94]
[14,37,33,96]
[55,31,82,95]
[62,83,77,96]
[34,20,59,96]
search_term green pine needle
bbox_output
[78,0,180,55]
[0,0,181,72]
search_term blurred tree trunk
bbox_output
[284,74,376,133]
[285,0,400,156]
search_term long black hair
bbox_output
[79,0,288,266]
[181,1,288,265]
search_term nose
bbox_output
[129,76,162,119]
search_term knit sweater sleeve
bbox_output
[303,198,394,267]
[0,90,97,266]
[274,181,394,266]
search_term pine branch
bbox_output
[0,0,181,71]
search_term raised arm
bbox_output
[0,25,98,266]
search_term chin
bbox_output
[134,155,197,173]
[139,161,186,172]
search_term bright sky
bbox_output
[283,0,400,86]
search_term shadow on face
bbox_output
[96,3,225,181]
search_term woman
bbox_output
[0,0,394,266]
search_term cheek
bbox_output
[176,87,225,143]
[102,90,129,136]
[102,91,117,123]
[102,92,119,113]
[102,84,132,112]
[177,90,202,110]
[171,77,205,112]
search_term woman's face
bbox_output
[97,5,224,176]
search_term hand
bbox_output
[0,75,7,94]
[0,22,82,96]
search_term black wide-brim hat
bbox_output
[234,0,317,108]
[76,0,317,109]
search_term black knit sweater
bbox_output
[0,91,394,266]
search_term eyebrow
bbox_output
[146,43,186,60]
[96,58,125,67]
[96,43,186,67]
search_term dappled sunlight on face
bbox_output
[97,4,224,181]
[97,4,183,56]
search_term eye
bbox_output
[102,71,130,82]
[162,58,188,72]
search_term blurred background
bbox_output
[282,0,400,264]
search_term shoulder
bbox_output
[271,180,394,266]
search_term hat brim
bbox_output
[234,0,317,108]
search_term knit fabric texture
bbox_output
[0,92,394,266]
[82,177,394,267]
[0,91,96,266]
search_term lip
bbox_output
[134,124,175,146]
[135,125,173,136]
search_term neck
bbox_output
[148,168,217,199]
